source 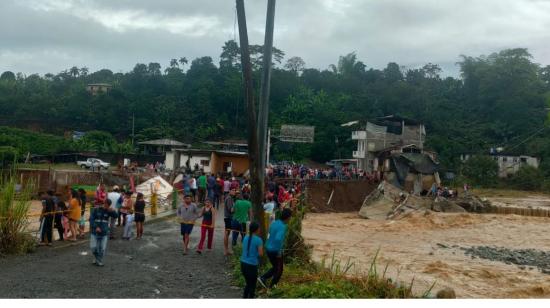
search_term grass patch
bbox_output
[0,166,36,255]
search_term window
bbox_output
[200,160,210,166]
[513,158,518,163]
[502,157,507,162]
[521,157,527,163]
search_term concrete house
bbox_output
[86,83,112,95]
[352,115,426,172]
[460,153,539,178]
[165,140,249,176]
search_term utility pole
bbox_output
[236,0,266,237]
[258,0,276,180]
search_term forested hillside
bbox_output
[1,42,549,170]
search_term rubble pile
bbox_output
[463,246,550,274]
[358,181,492,220]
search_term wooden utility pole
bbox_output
[236,0,266,237]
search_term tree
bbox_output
[179,57,188,69]
[220,40,241,69]
[170,59,179,68]
[148,63,162,75]
[284,56,306,75]
[69,66,80,77]
[461,156,499,187]
[79,67,89,77]
[330,52,365,77]
[0,71,16,81]
[510,165,543,191]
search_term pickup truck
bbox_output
[77,158,110,170]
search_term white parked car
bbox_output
[76,158,110,170]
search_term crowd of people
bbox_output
[39,173,297,298]
[267,163,380,182]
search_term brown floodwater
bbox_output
[302,211,550,298]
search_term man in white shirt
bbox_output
[106,186,122,239]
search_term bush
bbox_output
[509,165,543,191]
[0,146,18,167]
[461,155,499,187]
[0,168,35,255]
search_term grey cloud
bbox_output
[1,0,550,76]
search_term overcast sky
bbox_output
[1,0,550,76]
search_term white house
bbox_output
[460,154,539,178]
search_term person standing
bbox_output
[223,177,231,200]
[232,193,252,247]
[67,189,82,241]
[40,191,55,246]
[78,188,87,237]
[240,222,263,298]
[94,184,107,208]
[189,176,198,202]
[120,191,133,226]
[198,173,207,204]
[176,194,199,255]
[107,186,122,239]
[89,199,118,266]
[196,199,216,254]
[214,175,224,210]
[223,188,237,256]
[134,192,146,239]
[263,195,276,225]
[207,173,216,202]
[259,208,292,289]
[54,200,66,241]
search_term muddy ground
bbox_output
[306,180,377,213]
[0,215,239,298]
[302,211,550,298]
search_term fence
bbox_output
[11,168,102,196]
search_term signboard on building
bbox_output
[279,125,315,143]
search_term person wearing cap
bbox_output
[176,193,200,255]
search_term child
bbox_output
[123,209,134,240]
[58,201,70,240]
[240,222,263,299]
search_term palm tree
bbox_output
[170,59,179,68]
[69,66,80,77]
[178,57,188,69]
[79,67,89,76]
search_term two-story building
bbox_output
[460,153,539,178]
[352,115,426,172]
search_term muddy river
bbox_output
[302,211,550,298]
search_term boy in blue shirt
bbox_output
[258,208,292,289]
[240,222,263,298]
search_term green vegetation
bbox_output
[0,167,35,255]
[460,155,499,187]
[1,46,549,169]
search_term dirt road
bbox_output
[302,211,550,298]
[0,216,239,298]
